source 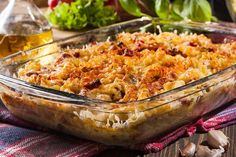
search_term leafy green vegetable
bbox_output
[171,0,212,22]
[118,0,144,17]
[47,0,118,30]
[189,0,212,22]
[171,0,185,20]
[89,6,118,27]
[154,0,169,19]
[118,0,213,22]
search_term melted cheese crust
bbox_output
[18,32,236,102]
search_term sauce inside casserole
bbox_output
[18,32,236,102]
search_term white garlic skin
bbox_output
[179,142,196,157]
[207,130,229,150]
[195,145,224,157]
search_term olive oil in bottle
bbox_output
[0,0,53,58]
[0,30,53,58]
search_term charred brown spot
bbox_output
[118,49,134,57]
[56,53,72,64]
[117,41,124,47]
[158,78,168,86]
[26,72,39,76]
[129,74,137,84]
[69,70,81,79]
[169,72,177,80]
[114,41,135,57]
[207,48,214,52]
[153,75,160,81]
[163,62,174,67]
[136,40,144,47]
[120,90,125,98]
[100,50,105,54]
[124,49,134,57]
[147,43,160,51]
[136,42,160,52]
[110,93,115,101]
[201,47,215,52]
[147,82,162,93]
[81,67,93,72]
[189,42,198,47]
[73,52,80,58]
[62,53,72,58]
[167,48,187,58]
[84,79,101,89]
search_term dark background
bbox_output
[210,0,232,21]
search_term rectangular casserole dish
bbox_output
[0,18,236,146]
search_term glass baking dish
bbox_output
[0,18,236,146]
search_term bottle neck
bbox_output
[6,0,34,8]
[12,0,36,6]
[0,0,50,35]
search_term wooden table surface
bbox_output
[95,124,236,157]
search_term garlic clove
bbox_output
[207,130,229,150]
[179,142,196,157]
[195,145,212,157]
[195,145,224,157]
[211,146,225,157]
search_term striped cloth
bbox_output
[0,101,236,156]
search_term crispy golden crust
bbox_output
[18,32,236,102]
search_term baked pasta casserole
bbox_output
[1,23,236,146]
[18,32,236,102]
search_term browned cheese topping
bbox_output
[18,32,236,102]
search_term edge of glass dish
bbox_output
[0,18,236,113]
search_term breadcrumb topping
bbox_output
[18,32,236,102]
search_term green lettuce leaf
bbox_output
[171,0,212,22]
[118,0,144,17]
[154,0,170,19]
[47,0,118,30]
